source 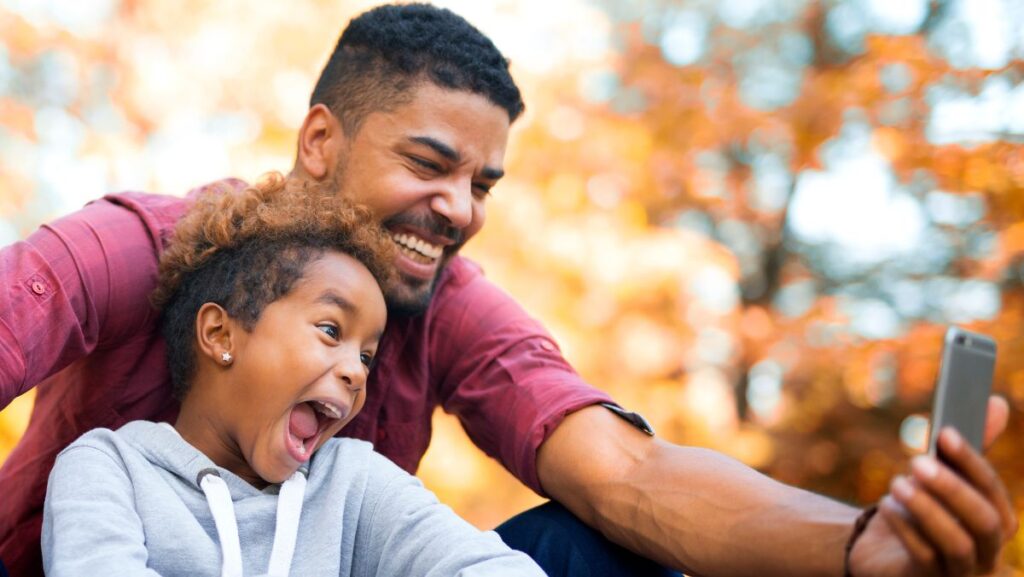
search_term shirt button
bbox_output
[31,282,45,295]
[377,429,387,442]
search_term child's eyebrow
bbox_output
[316,290,355,313]
[317,289,384,342]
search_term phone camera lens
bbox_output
[955,335,966,345]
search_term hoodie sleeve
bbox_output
[43,444,164,576]
[352,452,546,577]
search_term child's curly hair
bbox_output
[153,172,396,399]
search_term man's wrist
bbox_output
[844,505,879,577]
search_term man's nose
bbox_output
[430,179,473,230]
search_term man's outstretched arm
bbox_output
[537,399,1016,577]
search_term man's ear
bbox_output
[195,303,237,365]
[295,103,346,180]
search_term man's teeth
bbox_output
[311,400,342,420]
[391,233,443,259]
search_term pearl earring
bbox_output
[221,352,233,364]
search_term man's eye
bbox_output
[359,352,374,368]
[410,156,441,172]
[318,324,340,340]
[472,183,492,198]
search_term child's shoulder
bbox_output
[316,436,375,462]
[51,427,135,481]
[56,421,168,467]
[61,426,123,454]
[314,437,411,480]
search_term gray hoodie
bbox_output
[42,421,545,577]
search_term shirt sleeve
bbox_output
[355,452,545,577]
[430,265,615,496]
[42,445,163,577]
[0,198,161,406]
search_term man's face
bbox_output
[332,83,511,316]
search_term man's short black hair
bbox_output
[310,3,524,134]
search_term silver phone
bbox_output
[928,327,996,457]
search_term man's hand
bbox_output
[848,397,1018,576]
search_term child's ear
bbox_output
[195,303,237,366]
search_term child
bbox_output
[41,174,545,577]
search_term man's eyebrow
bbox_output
[409,136,504,181]
[409,136,459,163]
[316,290,355,313]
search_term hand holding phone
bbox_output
[928,326,996,458]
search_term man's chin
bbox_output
[385,251,459,318]
[384,276,436,318]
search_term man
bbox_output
[0,4,1016,577]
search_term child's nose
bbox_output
[333,353,365,391]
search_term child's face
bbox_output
[221,251,386,484]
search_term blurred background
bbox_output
[1,0,1023,573]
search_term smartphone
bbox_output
[928,327,996,458]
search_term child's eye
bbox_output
[359,352,374,368]
[318,324,340,340]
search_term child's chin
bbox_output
[260,462,298,485]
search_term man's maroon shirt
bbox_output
[0,184,612,576]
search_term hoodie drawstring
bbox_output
[198,467,308,577]
[266,467,307,577]
[199,469,244,577]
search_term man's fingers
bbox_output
[877,495,942,575]
[890,474,977,575]
[938,427,1019,538]
[908,455,1002,573]
[982,396,1009,449]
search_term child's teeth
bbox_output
[312,400,341,419]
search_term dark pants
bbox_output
[495,502,682,577]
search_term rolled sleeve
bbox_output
[0,198,161,406]
[432,265,613,496]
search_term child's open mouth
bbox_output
[285,400,346,463]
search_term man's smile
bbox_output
[391,231,444,262]
[383,216,462,283]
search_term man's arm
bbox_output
[0,197,162,406]
[537,405,854,576]
[428,261,1015,575]
[537,401,1016,577]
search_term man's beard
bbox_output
[380,212,464,319]
[385,266,443,319]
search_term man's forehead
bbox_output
[386,84,511,130]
